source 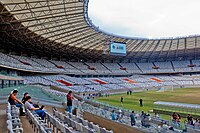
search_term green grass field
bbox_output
[95,88,200,120]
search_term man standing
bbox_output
[139,99,143,107]
[141,111,145,126]
[130,111,136,126]
[111,110,116,121]
[120,96,124,106]
[116,110,123,123]
[8,89,25,116]
[67,91,74,113]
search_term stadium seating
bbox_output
[172,61,192,72]
[119,63,142,73]
[6,102,23,133]
[86,63,111,74]
[52,108,113,133]
[26,109,52,133]
[136,62,158,73]
[3,52,200,75]
[22,74,200,93]
[154,62,174,73]
[103,63,128,75]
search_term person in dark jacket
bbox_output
[21,92,29,104]
[66,91,74,113]
[139,99,143,107]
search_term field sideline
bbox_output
[95,88,200,120]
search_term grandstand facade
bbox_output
[1,0,200,62]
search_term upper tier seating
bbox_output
[136,62,158,73]
[119,63,142,73]
[154,62,174,72]
[50,60,83,74]
[86,63,111,74]
[103,63,128,75]
[191,60,200,71]
[172,60,192,72]
[11,55,42,67]
[68,62,97,74]
[2,52,200,74]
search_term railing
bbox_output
[6,102,23,133]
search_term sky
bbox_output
[88,0,200,39]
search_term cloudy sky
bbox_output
[88,0,200,38]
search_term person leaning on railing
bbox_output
[8,89,25,116]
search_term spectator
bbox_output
[194,118,200,127]
[21,92,29,104]
[154,112,159,118]
[141,111,145,126]
[8,89,25,116]
[116,110,123,123]
[111,110,116,121]
[120,97,124,106]
[187,114,193,125]
[172,112,177,122]
[177,114,181,126]
[24,96,45,120]
[130,111,136,126]
[139,99,143,107]
[66,91,75,113]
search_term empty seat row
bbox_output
[52,108,113,133]
[6,102,23,133]
[26,109,52,133]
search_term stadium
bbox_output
[0,0,200,133]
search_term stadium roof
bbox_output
[0,0,200,62]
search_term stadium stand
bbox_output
[21,74,200,93]
[6,102,23,133]
[1,0,200,132]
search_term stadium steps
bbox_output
[170,61,175,71]
[118,63,128,73]
[9,55,32,66]
[20,116,35,133]
[134,63,143,73]
[67,62,85,73]
[100,63,112,72]
[48,60,65,69]
[83,62,99,73]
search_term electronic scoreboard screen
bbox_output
[110,42,126,56]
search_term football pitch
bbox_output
[95,88,200,120]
